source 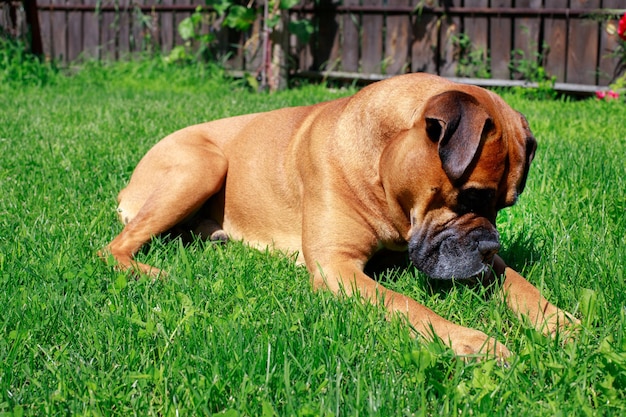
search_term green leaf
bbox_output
[266,14,281,29]
[224,5,258,31]
[580,288,598,327]
[280,0,301,9]
[165,45,189,64]
[178,17,196,41]
[261,400,277,417]
[207,0,233,16]
[114,273,127,291]
[288,19,314,43]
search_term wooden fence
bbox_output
[2,1,625,88]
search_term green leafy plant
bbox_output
[509,40,557,100]
[0,36,58,87]
[601,11,626,101]
[165,6,218,64]
[222,1,258,31]
[452,33,491,79]
[165,1,313,73]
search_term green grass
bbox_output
[0,60,625,416]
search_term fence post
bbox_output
[24,0,44,56]
[269,8,289,91]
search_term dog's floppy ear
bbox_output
[516,114,537,195]
[424,91,492,182]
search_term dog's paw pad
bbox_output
[210,230,229,243]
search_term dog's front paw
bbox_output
[447,327,511,361]
[540,307,581,342]
[98,247,166,279]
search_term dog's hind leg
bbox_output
[101,132,228,276]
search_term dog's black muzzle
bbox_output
[408,219,500,280]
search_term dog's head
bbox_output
[380,87,536,280]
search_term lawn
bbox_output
[0,60,625,416]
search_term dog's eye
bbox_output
[457,188,496,214]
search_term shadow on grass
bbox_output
[364,231,543,299]
[138,222,543,302]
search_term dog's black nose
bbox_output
[478,240,500,261]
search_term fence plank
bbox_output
[489,0,512,79]
[511,0,542,80]
[118,0,131,56]
[439,0,461,77]
[341,0,360,72]
[160,0,175,53]
[543,0,568,83]
[314,0,340,71]
[244,12,263,74]
[51,0,67,61]
[221,28,244,71]
[566,0,600,85]
[361,0,383,73]
[100,0,117,60]
[598,0,623,85]
[294,0,314,72]
[174,0,192,47]
[131,0,148,53]
[67,0,82,61]
[82,0,100,59]
[0,4,7,35]
[410,6,438,74]
[462,0,488,78]
[38,0,52,59]
[384,0,410,75]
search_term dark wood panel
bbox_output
[315,0,341,71]
[566,0,600,85]
[173,0,192,46]
[293,0,314,72]
[512,0,542,80]
[82,0,100,59]
[439,0,462,77]
[67,0,83,61]
[117,0,131,56]
[244,13,263,73]
[543,0,568,83]
[489,0,512,79]
[341,0,360,72]
[51,0,68,61]
[100,0,117,60]
[384,0,410,75]
[160,0,175,52]
[38,0,53,59]
[361,0,383,73]
[410,6,438,74]
[462,0,488,78]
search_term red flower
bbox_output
[595,90,620,100]
[619,12,626,41]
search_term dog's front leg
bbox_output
[493,255,580,337]
[310,260,511,360]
